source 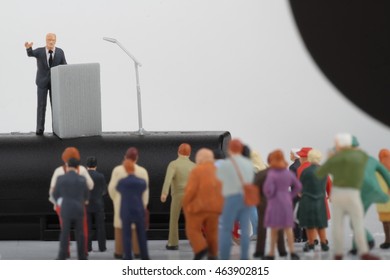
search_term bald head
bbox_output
[46,33,57,50]
[195,148,214,164]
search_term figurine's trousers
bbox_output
[167,193,184,246]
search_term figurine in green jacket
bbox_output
[160,143,195,250]
[349,137,390,255]
[316,133,379,260]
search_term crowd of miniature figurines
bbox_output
[50,133,390,260]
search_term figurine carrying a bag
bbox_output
[231,158,260,206]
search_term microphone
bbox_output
[102,37,141,66]
[102,36,145,135]
[103,37,117,43]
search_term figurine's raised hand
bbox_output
[24,42,33,49]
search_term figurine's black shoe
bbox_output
[165,244,179,250]
[321,242,329,251]
[253,251,264,258]
[380,242,390,249]
[290,253,300,260]
[348,248,357,255]
[194,248,208,260]
[303,243,315,252]
[279,252,288,257]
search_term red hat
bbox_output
[297,147,312,158]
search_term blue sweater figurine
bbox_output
[117,159,150,260]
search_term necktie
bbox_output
[48,50,53,68]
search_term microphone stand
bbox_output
[103,37,146,135]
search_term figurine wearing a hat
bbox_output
[297,149,330,252]
[296,147,313,179]
[289,148,301,176]
[293,147,313,243]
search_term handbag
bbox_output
[230,157,260,206]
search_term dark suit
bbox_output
[117,175,149,260]
[86,170,107,252]
[289,159,301,175]
[53,171,89,260]
[26,47,67,133]
[289,159,306,241]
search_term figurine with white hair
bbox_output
[316,133,379,260]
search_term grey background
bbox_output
[1,0,389,157]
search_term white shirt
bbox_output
[46,47,56,67]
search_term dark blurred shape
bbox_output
[290,0,390,127]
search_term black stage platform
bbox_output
[0,131,231,240]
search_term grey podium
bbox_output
[51,63,102,139]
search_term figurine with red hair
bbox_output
[117,159,150,260]
[376,149,390,249]
[160,143,195,250]
[217,139,255,260]
[49,147,94,258]
[108,147,149,259]
[263,150,302,260]
[53,158,89,260]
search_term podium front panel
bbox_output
[51,63,102,138]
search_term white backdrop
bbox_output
[1,0,389,159]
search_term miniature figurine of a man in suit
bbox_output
[25,33,67,135]
[53,158,89,260]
